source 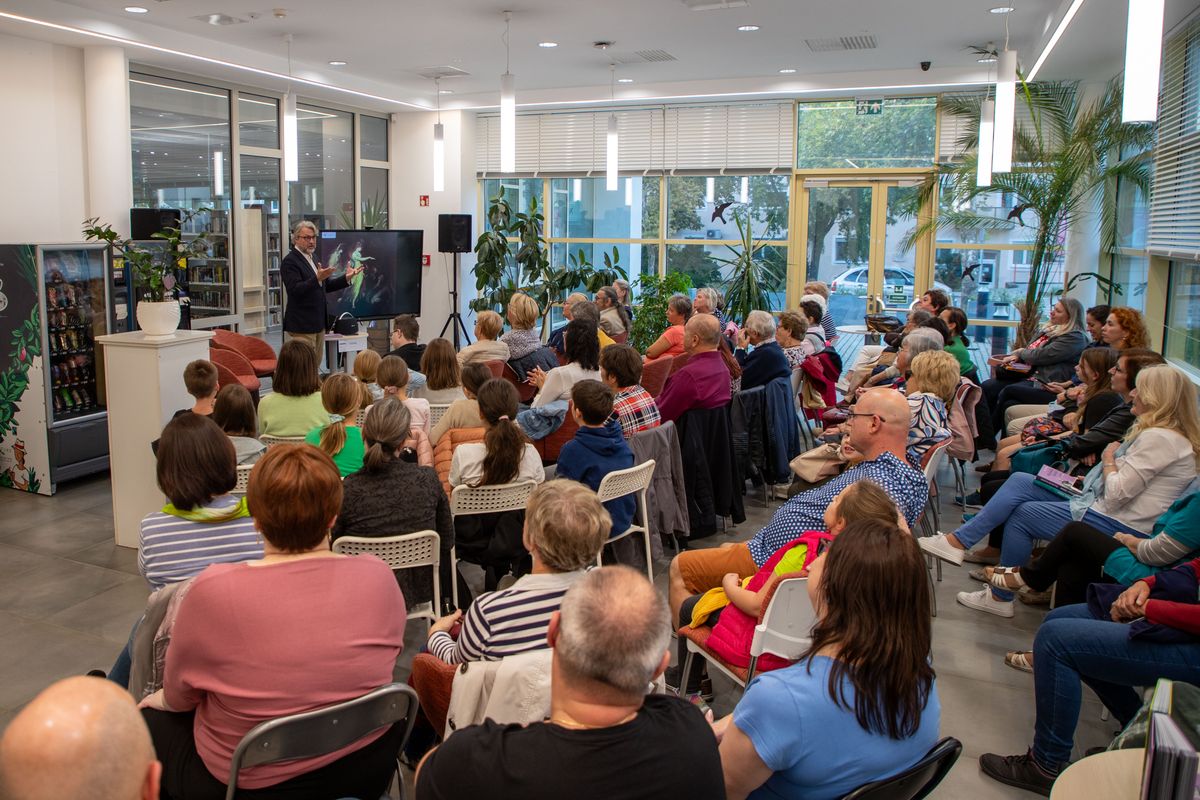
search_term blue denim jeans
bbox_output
[107,616,142,689]
[1031,604,1200,772]
[954,473,1060,550]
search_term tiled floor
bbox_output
[0,463,1113,797]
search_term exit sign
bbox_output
[855,98,884,116]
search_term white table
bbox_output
[1049,748,1144,799]
[324,333,368,373]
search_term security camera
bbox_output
[920,61,931,71]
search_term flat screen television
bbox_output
[317,229,423,321]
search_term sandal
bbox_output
[1005,651,1033,673]
[987,566,1027,592]
[968,568,989,583]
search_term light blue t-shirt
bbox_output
[734,655,941,800]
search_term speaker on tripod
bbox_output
[438,214,473,348]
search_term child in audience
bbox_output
[555,380,636,540]
[353,348,384,404]
[304,373,366,477]
[257,340,327,437]
[377,355,431,437]
[178,359,218,417]
[210,384,265,464]
[430,362,490,445]
[599,344,661,438]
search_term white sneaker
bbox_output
[956,587,1015,618]
[918,533,965,566]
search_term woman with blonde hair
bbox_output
[376,355,431,437]
[352,348,384,408]
[501,292,543,360]
[457,310,511,367]
[1100,306,1151,351]
[904,350,955,464]
[304,373,366,477]
[417,338,466,404]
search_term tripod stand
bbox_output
[439,252,472,349]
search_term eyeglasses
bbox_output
[295,234,316,240]
[845,410,888,423]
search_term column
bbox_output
[83,46,134,236]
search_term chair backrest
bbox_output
[484,359,506,378]
[839,737,963,800]
[450,480,537,517]
[920,438,951,481]
[428,403,451,427]
[790,367,804,410]
[611,330,629,345]
[501,361,538,404]
[224,683,419,800]
[750,576,815,662]
[596,459,656,504]
[668,352,690,375]
[231,464,253,495]
[640,356,673,399]
[209,346,254,376]
[259,434,307,448]
[354,407,368,427]
[332,530,441,571]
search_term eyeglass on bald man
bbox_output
[845,410,889,424]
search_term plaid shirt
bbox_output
[609,385,662,439]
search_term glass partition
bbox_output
[796,97,937,169]
[288,104,353,231]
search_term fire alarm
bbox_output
[422,254,431,266]
[419,195,430,207]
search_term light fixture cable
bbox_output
[433,77,445,191]
[283,33,298,182]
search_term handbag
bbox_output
[1010,440,1068,476]
[865,314,902,333]
[789,442,847,483]
[1021,416,1068,440]
[331,312,358,335]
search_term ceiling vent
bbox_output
[680,0,750,9]
[634,49,678,62]
[415,65,471,80]
[805,35,878,52]
[194,13,249,25]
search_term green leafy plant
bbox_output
[715,209,785,325]
[337,194,388,230]
[629,271,693,352]
[901,80,1153,346]
[1052,271,1124,300]
[83,208,214,302]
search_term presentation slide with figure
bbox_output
[319,229,422,319]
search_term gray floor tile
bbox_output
[0,543,63,584]
[47,580,151,645]
[68,541,142,576]
[0,511,116,557]
[0,559,135,619]
[0,500,70,537]
[0,618,121,710]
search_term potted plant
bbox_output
[83,208,213,336]
[716,208,784,325]
[628,271,693,352]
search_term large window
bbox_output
[1166,261,1200,373]
[795,97,937,170]
[288,104,353,231]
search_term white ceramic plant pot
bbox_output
[136,300,181,338]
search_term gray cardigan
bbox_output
[1017,329,1089,383]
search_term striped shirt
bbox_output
[427,571,584,664]
[139,495,263,590]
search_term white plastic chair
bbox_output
[230,463,254,495]
[332,531,442,628]
[449,481,538,608]
[354,407,369,427]
[917,438,953,616]
[428,404,451,428]
[681,576,814,692]
[259,434,306,448]
[595,459,656,581]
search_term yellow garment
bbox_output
[688,542,811,627]
[598,329,615,349]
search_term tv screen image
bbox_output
[317,229,423,321]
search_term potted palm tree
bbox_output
[902,80,1153,345]
[717,208,785,324]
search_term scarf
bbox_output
[162,496,251,522]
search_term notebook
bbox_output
[1035,464,1083,496]
[1140,711,1199,800]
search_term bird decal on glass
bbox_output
[711,201,734,224]
[1007,203,1032,227]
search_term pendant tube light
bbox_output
[625,177,633,206]
[283,90,298,182]
[499,12,515,173]
[573,178,582,202]
[992,49,1016,173]
[1121,0,1165,122]
[740,176,749,203]
[432,78,445,192]
[706,177,715,203]
[977,99,995,187]
[606,66,618,191]
[212,150,223,196]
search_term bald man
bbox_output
[0,676,160,800]
[656,314,732,423]
[667,387,929,622]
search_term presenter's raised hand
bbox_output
[316,265,335,281]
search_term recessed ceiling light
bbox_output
[989,6,1015,13]
[617,77,634,83]
[737,24,760,31]
[328,60,347,66]
[538,41,558,48]
[439,89,454,94]
[778,68,797,74]
[124,5,148,12]
[977,55,997,63]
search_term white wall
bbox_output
[388,109,478,344]
[0,32,88,243]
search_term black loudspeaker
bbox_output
[130,208,182,240]
[438,214,472,253]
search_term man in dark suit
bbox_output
[281,220,362,356]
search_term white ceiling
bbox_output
[3,0,1198,112]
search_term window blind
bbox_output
[1148,16,1200,260]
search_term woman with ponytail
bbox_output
[335,396,454,609]
[304,373,365,477]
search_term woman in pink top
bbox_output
[139,444,407,800]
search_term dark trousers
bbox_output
[983,377,1056,438]
[142,708,405,800]
[1019,522,1122,607]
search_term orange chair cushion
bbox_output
[433,427,486,497]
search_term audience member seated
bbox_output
[644,294,692,360]
[377,355,431,437]
[613,278,634,320]
[656,314,733,423]
[431,362,490,444]
[457,310,511,367]
[177,359,218,418]
[568,299,617,350]
[915,288,950,315]
[939,307,975,376]
[388,313,426,371]
[211,384,265,465]
[923,364,1200,618]
[803,280,838,341]
[714,519,940,800]
[304,373,366,477]
[734,310,791,392]
[257,339,326,437]
[1083,303,1111,349]
[865,327,943,390]
[500,292,544,362]
[595,286,631,337]
[417,338,467,404]
[139,444,407,800]
[982,298,1089,436]
[668,388,928,623]
[600,344,661,438]
[693,286,727,328]
[555,380,636,540]
[0,676,161,800]
[334,397,454,610]
[903,350,956,464]
[1100,305,1150,351]
[979,562,1200,795]
[798,300,828,355]
[774,311,810,368]
[352,348,384,403]
[416,566,724,800]
[528,318,602,408]
[671,481,900,693]
[547,292,589,353]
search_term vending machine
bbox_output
[0,243,111,495]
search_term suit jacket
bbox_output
[281,248,350,334]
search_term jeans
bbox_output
[1020,522,1123,606]
[1032,604,1200,772]
[108,616,143,689]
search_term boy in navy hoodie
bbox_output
[556,380,636,539]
